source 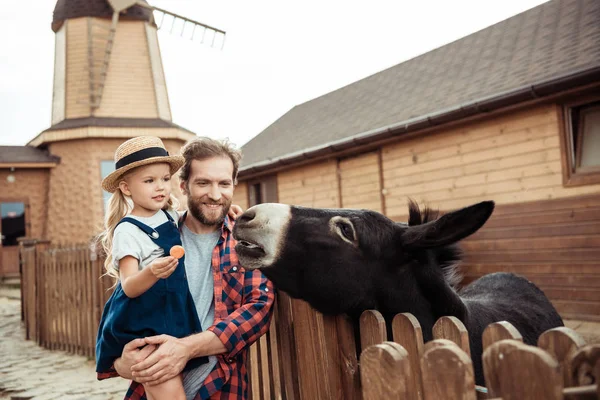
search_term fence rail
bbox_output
[20,243,600,399]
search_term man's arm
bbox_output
[97,338,156,381]
[207,269,275,358]
[129,270,275,385]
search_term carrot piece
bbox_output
[170,245,185,259]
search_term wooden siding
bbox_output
[278,160,340,207]
[94,20,158,118]
[65,18,90,119]
[145,24,172,120]
[339,152,382,212]
[382,104,600,216]
[234,181,249,211]
[460,194,600,321]
[51,24,66,124]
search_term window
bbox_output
[1,202,25,246]
[101,160,115,211]
[560,99,600,186]
[248,176,277,206]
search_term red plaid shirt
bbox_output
[97,215,275,399]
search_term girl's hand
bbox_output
[228,204,244,219]
[149,256,178,279]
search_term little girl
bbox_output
[96,136,214,400]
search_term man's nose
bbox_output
[208,184,222,200]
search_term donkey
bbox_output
[232,200,563,385]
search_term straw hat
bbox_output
[102,136,184,193]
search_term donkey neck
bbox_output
[411,253,468,324]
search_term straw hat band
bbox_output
[115,147,170,169]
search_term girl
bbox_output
[95,136,239,400]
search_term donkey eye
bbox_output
[337,222,355,241]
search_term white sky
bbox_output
[0,0,549,148]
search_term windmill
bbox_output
[82,0,226,112]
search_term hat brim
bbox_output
[101,155,185,193]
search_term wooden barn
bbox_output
[235,0,600,323]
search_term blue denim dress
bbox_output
[96,210,208,373]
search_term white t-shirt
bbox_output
[112,209,179,269]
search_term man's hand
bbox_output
[228,204,244,219]
[130,335,190,385]
[114,338,157,380]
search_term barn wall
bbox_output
[339,151,382,212]
[277,160,340,208]
[234,181,249,211]
[382,104,600,216]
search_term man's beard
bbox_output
[188,196,231,227]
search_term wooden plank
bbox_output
[391,313,424,400]
[462,235,600,252]
[360,342,412,400]
[482,321,523,351]
[432,316,471,358]
[568,345,600,388]
[481,207,600,228]
[274,293,300,400]
[552,300,600,321]
[483,340,563,400]
[267,308,282,400]
[249,343,260,400]
[359,310,387,351]
[335,315,361,400]
[538,327,587,387]
[258,334,271,400]
[421,344,476,400]
[463,248,600,263]
[460,263,599,276]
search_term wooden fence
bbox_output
[20,243,600,399]
[20,240,114,357]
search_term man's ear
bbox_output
[180,180,188,196]
[118,180,131,196]
[401,201,494,249]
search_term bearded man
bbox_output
[100,137,275,399]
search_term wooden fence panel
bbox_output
[392,313,424,400]
[538,327,587,387]
[360,310,387,350]
[432,316,471,358]
[360,342,411,400]
[482,321,522,351]
[483,340,563,400]
[421,343,476,400]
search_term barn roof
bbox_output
[52,0,153,32]
[239,0,600,176]
[0,146,60,166]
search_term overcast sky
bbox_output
[0,0,549,148]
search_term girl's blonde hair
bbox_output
[98,173,180,282]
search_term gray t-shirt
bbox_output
[181,224,221,399]
[112,209,179,270]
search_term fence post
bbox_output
[483,340,563,400]
[360,342,411,400]
[360,310,387,350]
[567,344,600,389]
[538,327,587,388]
[392,313,424,400]
[432,316,471,358]
[420,341,476,400]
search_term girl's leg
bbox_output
[143,374,186,400]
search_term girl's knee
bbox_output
[143,375,186,400]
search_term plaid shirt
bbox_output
[98,214,275,399]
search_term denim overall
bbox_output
[96,210,208,373]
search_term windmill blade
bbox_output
[134,1,226,49]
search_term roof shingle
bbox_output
[0,147,60,165]
[241,0,600,169]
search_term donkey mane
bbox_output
[407,199,463,288]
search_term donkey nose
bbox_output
[238,209,256,225]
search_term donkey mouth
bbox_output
[235,237,266,258]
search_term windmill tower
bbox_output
[28,0,225,243]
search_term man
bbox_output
[98,137,275,399]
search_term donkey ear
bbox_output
[401,201,495,248]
